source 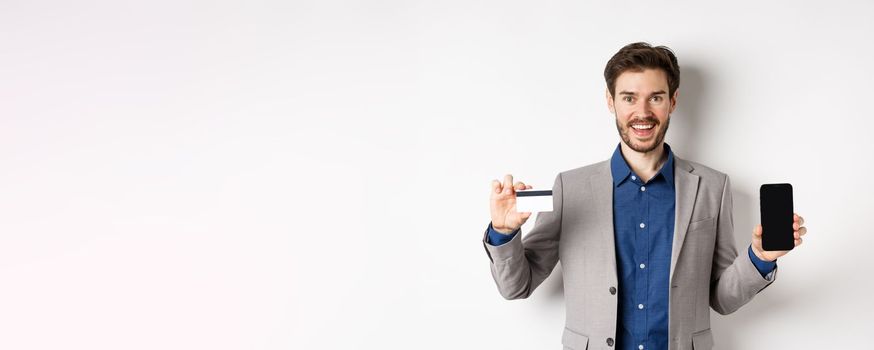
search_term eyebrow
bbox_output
[618,90,667,96]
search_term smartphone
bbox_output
[760,183,795,251]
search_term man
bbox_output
[482,42,807,350]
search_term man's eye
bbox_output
[623,96,634,103]
[651,96,662,102]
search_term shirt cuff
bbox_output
[748,245,777,277]
[487,223,519,246]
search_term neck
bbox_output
[619,141,667,182]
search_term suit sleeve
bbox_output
[709,175,777,314]
[482,173,563,300]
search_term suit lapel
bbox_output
[592,161,618,286]
[670,157,700,285]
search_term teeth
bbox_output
[631,124,654,130]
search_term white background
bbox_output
[1,0,872,349]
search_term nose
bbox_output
[634,100,654,119]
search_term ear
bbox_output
[606,88,615,114]
[669,89,679,113]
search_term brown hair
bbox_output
[604,42,680,98]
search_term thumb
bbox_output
[751,225,763,248]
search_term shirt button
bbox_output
[631,175,637,180]
[606,338,614,346]
[639,222,645,228]
[609,286,617,295]
[640,186,646,192]
[639,345,644,350]
[640,263,646,269]
[638,303,644,309]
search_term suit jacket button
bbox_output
[606,337,614,346]
[609,286,617,295]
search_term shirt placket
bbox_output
[635,176,650,350]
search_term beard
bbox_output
[615,115,670,153]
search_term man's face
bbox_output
[607,68,678,154]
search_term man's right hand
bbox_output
[490,174,533,234]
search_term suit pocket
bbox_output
[687,217,716,232]
[561,327,588,350]
[692,328,714,350]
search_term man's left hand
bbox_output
[751,213,807,262]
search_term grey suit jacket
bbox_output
[483,156,776,350]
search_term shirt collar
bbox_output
[610,143,675,188]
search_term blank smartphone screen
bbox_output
[760,183,795,251]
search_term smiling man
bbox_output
[482,43,808,350]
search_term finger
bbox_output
[525,185,533,190]
[514,181,527,191]
[521,212,532,220]
[796,226,807,237]
[491,179,502,193]
[503,174,514,193]
[794,213,804,226]
[795,237,803,246]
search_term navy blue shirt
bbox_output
[487,143,775,350]
[609,143,675,350]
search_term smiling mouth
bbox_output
[629,122,656,137]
